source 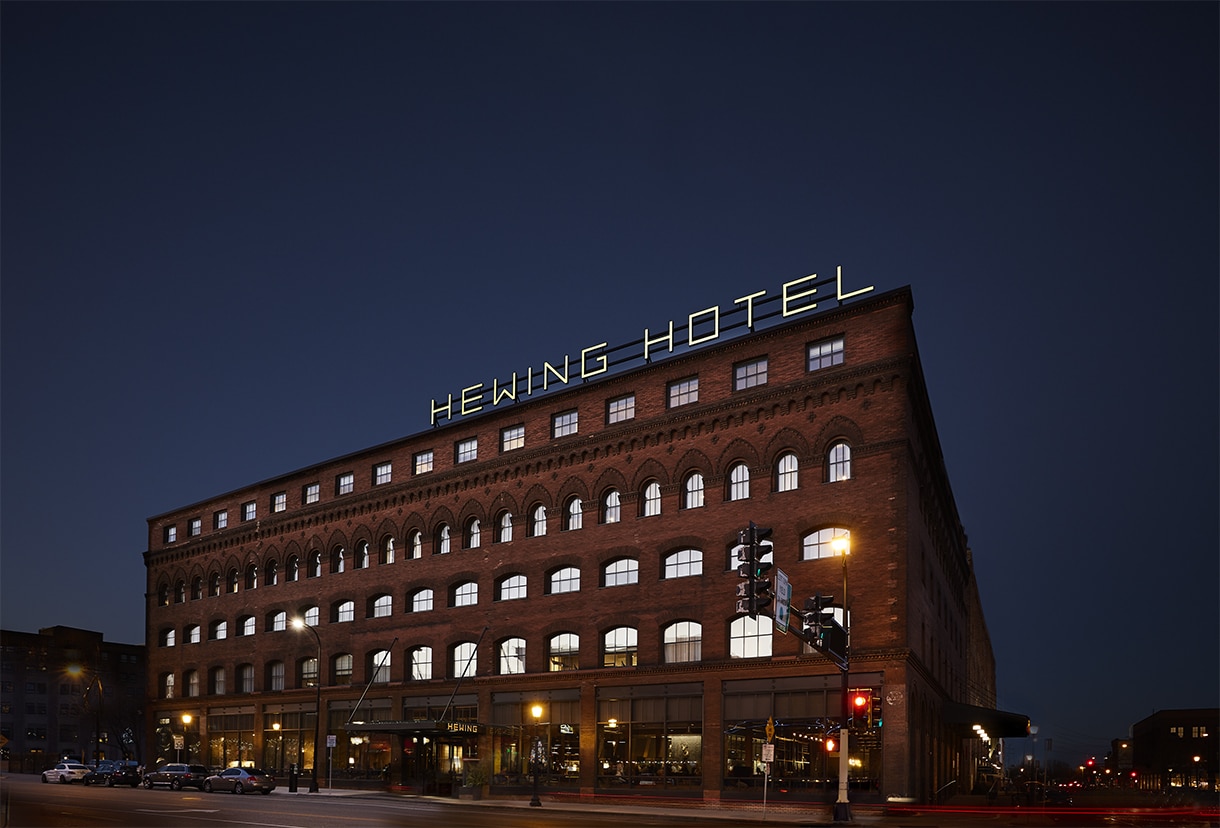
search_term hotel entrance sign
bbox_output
[431,266,873,424]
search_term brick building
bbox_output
[142,280,1025,803]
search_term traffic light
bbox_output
[871,693,883,728]
[734,522,774,619]
[850,690,869,729]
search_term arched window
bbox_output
[776,452,799,492]
[664,548,703,579]
[209,620,228,641]
[371,594,393,617]
[265,560,279,586]
[162,672,175,699]
[209,572,221,597]
[409,530,423,559]
[268,661,285,691]
[370,650,391,683]
[286,556,299,582]
[565,497,583,531]
[497,574,527,601]
[602,489,621,524]
[191,576,203,600]
[828,441,852,482]
[730,615,773,659]
[185,669,199,698]
[548,633,580,671]
[303,605,320,626]
[333,654,354,685]
[465,518,481,549]
[380,536,395,565]
[410,588,434,612]
[548,566,580,594]
[210,666,226,695]
[603,558,639,587]
[499,638,526,675]
[530,505,547,537]
[336,600,355,623]
[332,546,346,574]
[802,528,851,561]
[603,627,638,667]
[308,551,322,578]
[642,480,662,517]
[683,472,704,509]
[437,524,451,555]
[664,621,702,663]
[240,616,256,636]
[158,584,170,606]
[497,511,513,543]
[729,463,750,501]
[410,646,433,681]
[227,568,240,593]
[245,564,258,590]
[453,581,478,607]
[174,581,186,603]
[452,642,477,678]
[238,663,255,693]
[186,624,201,643]
[355,541,369,569]
[159,628,176,647]
[270,611,286,632]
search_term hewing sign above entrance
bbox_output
[430,266,874,426]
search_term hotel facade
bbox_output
[143,281,1024,804]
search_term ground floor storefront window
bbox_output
[490,689,580,789]
[596,683,703,791]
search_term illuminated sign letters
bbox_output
[430,266,872,425]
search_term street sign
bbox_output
[761,743,775,762]
[774,569,791,633]
[327,734,337,748]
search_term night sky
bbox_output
[3,2,1216,766]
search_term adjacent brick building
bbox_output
[143,281,1024,803]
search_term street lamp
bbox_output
[292,618,323,793]
[529,703,543,807]
[273,722,282,773]
[181,714,192,763]
[830,534,851,823]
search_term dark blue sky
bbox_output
[3,2,1216,764]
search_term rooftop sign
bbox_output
[430,266,873,425]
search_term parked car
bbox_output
[83,761,117,785]
[107,761,143,787]
[202,766,276,795]
[42,762,91,784]
[142,763,211,790]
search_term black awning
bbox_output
[343,719,482,736]
[942,702,1030,738]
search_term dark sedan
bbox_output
[142,763,210,790]
[202,766,276,794]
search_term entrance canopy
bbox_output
[344,719,482,737]
[942,702,1030,739]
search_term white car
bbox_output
[42,762,91,784]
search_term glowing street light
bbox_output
[292,618,323,793]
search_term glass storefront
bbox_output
[491,689,580,789]
[596,684,703,791]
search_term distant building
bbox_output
[142,282,1026,803]
[0,626,146,772]
[1130,708,1218,793]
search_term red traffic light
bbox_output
[852,693,869,709]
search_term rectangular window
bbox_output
[734,357,768,390]
[188,518,202,537]
[668,376,699,408]
[303,483,320,505]
[336,472,354,496]
[214,510,228,530]
[607,394,635,424]
[552,409,578,438]
[241,502,256,522]
[272,492,287,513]
[501,424,525,452]
[456,438,478,464]
[374,462,392,485]
[414,450,434,475]
[808,336,845,371]
[163,526,177,543]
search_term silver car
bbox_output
[42,762,91,784]
[202,766,276,794]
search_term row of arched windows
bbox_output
[157,616,779,700]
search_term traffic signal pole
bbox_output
[833,541,852,823]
